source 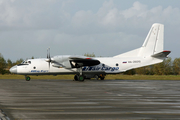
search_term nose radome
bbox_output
[10,65,17,74]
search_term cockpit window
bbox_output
[18,60,31,66]
[21,60,31,64]
[22,61,26,64]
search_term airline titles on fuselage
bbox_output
[31,70,49,73]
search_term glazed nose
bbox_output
[10,65,17,74]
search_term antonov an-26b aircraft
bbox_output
[10,23,170,81]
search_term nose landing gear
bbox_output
[25,76,31,81]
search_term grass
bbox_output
[0,74,74,80]
[106,75,180,80]
[1,74,180,80]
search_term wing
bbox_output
[69,56,100,68]
[51,55,100,68]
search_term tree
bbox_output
[135,66,151,75]
[164,57,173,75]
[153,58,172,75]
[7,59,13,69]
[84,53,95,57]
[0,54,6,74]
[173,58,180,75]
[124,69,136,75]
[13,58,24,66]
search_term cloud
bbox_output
[0,0,72,30]
[121,1,147,19]
[69,1,180,36]
[0,0,180,60]
[0,0,179,32]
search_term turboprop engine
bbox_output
[51,55,100,69]
[52,55,72,69]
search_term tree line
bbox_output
[0,53,24,74]
[124,57,180,75]
[0,53,180,75]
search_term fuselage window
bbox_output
[33,67,36,69]
[28,61,31,64]
[116,63,119,66]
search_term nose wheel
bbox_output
[25,76,31,81]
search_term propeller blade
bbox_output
[48,47,50,59]
[47,48,48,58]
[46,47,52,69]
[49,61,50,68]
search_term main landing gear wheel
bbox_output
[74,75,78,81]
[74,75,85,81]
[78,75,84,81]
[100,77,105,80]
[25,76,31,81]
[99,74,105,80]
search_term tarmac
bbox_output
[0,79,180,120]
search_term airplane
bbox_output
[10,23,171,81]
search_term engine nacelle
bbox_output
[51,55,100,69]
[62,60,72,68]
[52,55,72,69]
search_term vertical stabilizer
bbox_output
[114,23,164,58]
[138,23,164,57]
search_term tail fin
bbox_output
[138,23,164,57]
[114,23,166,58]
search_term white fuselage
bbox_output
[13,56,162,75]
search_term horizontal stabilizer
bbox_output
[151,51,171,58]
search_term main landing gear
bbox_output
[74,67,106,81]
[74,74,85,81]
[74,67,85,81]
[74,74,105,81]
[99,74,105,80]
[25,76,31,81]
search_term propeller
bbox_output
[46,47,52,68]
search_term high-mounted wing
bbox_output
[51,55,100,68]
[69,57,100,68]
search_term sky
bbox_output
[0,0,180,61]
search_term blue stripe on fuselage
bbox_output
[82,66,119,71]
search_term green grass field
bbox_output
[1,74,180,80]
